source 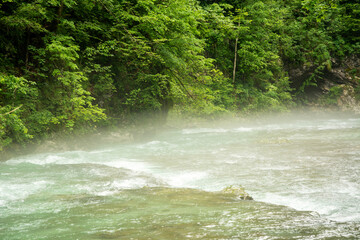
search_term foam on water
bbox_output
[0,180,52,205]
[258,192,337,216]
[161,171,209,188]
[182,128,228,134]
[180,118,359,136]
[103,159,152,173]
[1,113,359,239]
[5,151,156,176]
[233,127,254,132]
[136,140,176,149]
[5,154,66,165]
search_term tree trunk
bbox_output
[232,21,240,99]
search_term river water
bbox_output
[1,112,360,239]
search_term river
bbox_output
[1,112,360,239]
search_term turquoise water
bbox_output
[1,113,360,239]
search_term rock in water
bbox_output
[221,185,253,200]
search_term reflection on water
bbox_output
[1,112,360,239]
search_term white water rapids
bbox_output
[1,112,360,239]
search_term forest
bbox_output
[0,0,359,154]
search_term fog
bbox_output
[1,110,360,239]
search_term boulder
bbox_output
[221,185,254,200]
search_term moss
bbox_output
[221,185,253,200]
[319,85,343,106]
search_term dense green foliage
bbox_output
[0,0,359,152]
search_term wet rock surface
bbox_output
[288,56,360,111]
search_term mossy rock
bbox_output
[221,185,253,200]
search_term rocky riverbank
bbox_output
[289,55,360,112]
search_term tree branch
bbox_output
[1,105,23,116]
[172,70,195,100]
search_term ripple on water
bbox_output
[1,115,360,239]
[2,187,355,240]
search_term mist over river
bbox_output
[1,112,360,239]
